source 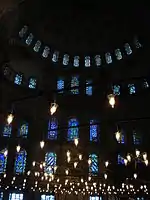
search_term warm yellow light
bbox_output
[79,154,82,160]
[135,149,140,157]
[67,151,71,157]
[65,169,69,175]
[16,145,21,153]
[144,160,148,166]
[74,138,79,146]
[88,159,92,165]
[67,157,71,163]
[88,176,91,181]
[27,171,31,176]
[104,174,107,180]
[134,173,137,179]
[40,164,43,169]
[50,103,58,115]
[54,166,57,172]
[7,113,14,125]
[40,141,45,149]
[32,161,36,167]
[105,161,109,168]
[108,94,115,108]
[74,162,78,168]
[115,131,121,142]
[124,159,128,166]
[127,154,131,162]
[43,162,46,167]
[143,152,147,161]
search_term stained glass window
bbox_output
[133,131,141,145]
[89,154,98,175]
[42,46,50,58]
[3,124,12,137]
[118,154,124,164]
[118,132,125,144]
[14,150,27,174]
[41,195,55,200]
[57,79,64,93]
[128,84,136,94]
[124,43,132,55]
[105,52,112,64]
[52,51,59,62]
[115,49,122,60]
[14,74,22,85]
[95,55,101,67]
[86,80,92,96]
[134,37,142,49]
[90,120,99,142]
[18,123,28,138]
[63,54,69,65]
[71,76,79,94]
[9,193,23,200]
[0,149,7,174]
[19,25,28,38]
[112,85,120,95]
[85,56,91,67]
[73,56,80,67]
[0,192,3,200]
[68,118,79,141]
[25,33,34,46]
[29,78,37,89]
[33,40,41,52]
[48,118,58,140]
[45,152,57,175]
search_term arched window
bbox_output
[25,33,34,46]
[68,118,79,141]
[85,56,91,67]
[133,131,141,145]
[41,194,55,200]
[112,85,120,96]
[63,54,69,65]
[118,154,124,164]
[128,84,136,94]
[52,51,59,62]
[9,193,23,200]
[28,78,37,89]
[57,79,64,93]
[0,149,7,174]
[89,154,98,175]
[105,52,112,64]
[73,56,80,67]
[33,40,41,52]
[18,123,28,138]
[71,76,79,94]
[90,120,99,142]
[115,49,122,60]
[42,46,50,58]
[44,152,57,175]
[14,150,27,174]
[3,124,12,137]
[14,74,22,85]
[48,118,58,140]
[19,25,28,38]
[95,55,101,67]
[86,80,92,96]
[124,43,132,55]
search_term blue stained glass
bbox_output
[29,78,37,89]
[0,149,7,174]
[119,133,125,144]
[33,40,41,52]
[14,74,22,85]
[115,49,122,60]
[85,56,90,67]
[124,43,132,55]
[14,150,27,174]
[25,33,34,46]
[9,193,23,200]
[52,51,59,62]
[3,124,12,137]
[71,76,79,94]
[19,25,28,38]
[89,154,98,175]
[73,56,80,67]
[0,192,3,200]
[86,80,92,96]
[48,118,58,140]
[112,85,120,95]
[45,152,57,174]
[128,84,136,94]
[90,120,98,142]
[57,79,64,93]
[95,55,101,67]
[68,118,79,141]
[41,194,55,200]
[63,54,69,65]
[133,131,141,145]
[18,123,28,138]
[42,46,50,58]
[118,154,124,164]
[105,52,112,64]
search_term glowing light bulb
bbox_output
[79,154,82,160]
[144,160,148,166]
[32,161,36,167]
[105,161,109,168]
[67,151,70,157]
[88,159,92,165]
[135,149,140,157]
[4,149,8,157]
[74,138,79,146]
[88,176,91,181]
[143,152,147,161]
[104,174,107,179]
[115,131,121,142]
[67,156,71,163]
[65,169,69,175]
[108,94,115,108]
[74,162,78,168]
[7,113,14,125]
[50,103,58,115]
[124,159,128,166]
[16,145,21,153]
[40,141,45,149]
[127,154,131,162]
[134,173,137,179]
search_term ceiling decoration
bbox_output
[18,25,142,68]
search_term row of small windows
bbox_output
[14,74,37,89]
[57,77,149,96]
[19,26,142,67]
[2,119,141,145]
